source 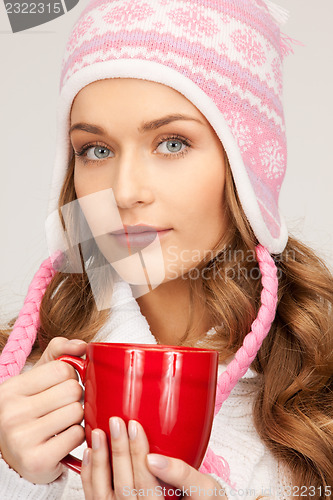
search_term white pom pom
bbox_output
[262,0,290,26]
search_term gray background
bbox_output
[1,0,332,322]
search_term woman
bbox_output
[0,0,332,498]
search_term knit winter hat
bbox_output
[48,0,293,255]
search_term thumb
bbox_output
[34,337,87,368]
[146,455,226,499]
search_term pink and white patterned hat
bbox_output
[49,0,295,254]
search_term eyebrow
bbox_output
[69,114,204,136]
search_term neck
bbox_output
[135,277,213,346]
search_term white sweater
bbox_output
[0,278,293,499]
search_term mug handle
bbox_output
[56,355,87,474]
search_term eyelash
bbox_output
[74,135,192,163]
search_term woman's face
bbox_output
[70,78,227,285]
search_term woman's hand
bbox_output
[0,337,87,484]
[81,417,227,499]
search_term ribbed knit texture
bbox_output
[0,452,69,500]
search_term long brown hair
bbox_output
[1,152,332,497]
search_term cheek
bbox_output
[74,164,110,198]
[73,165,86,198]
[173,160,226,230]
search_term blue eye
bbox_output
[75,145,112,161]
[158,139,183,153]
[156,136,190,158]
[90,146,112,159]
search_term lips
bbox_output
[111,224,169,235]
[110,225,172,248]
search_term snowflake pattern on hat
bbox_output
[66,15,94,54]
[166,8,220,37]
[230,28,267,66]
[259,139,285,180]
[103,1,154,26]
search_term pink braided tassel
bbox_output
[213,244,278,411]
[0,252,62,384]
[200,244,279,484]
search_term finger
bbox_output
[25,378,83,418]
[91,430,113,499]
[25,401,84,444]
[34,337,87,367]
[109,417,136,499]
[81,448,93,500]
[42,424,85,465]
[146,455,227,500]
[10,359,80,396]
[128,420,160,492]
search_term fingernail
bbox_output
[83,448,90,466]
[92,430,100,450]
[110,417,120,439]
[147,454,168,469]
[128,420,137,440]
[69,339,86,345]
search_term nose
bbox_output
[112,150,154,209]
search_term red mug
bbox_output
[57,342,218,497]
